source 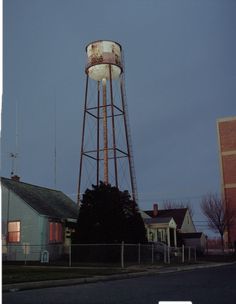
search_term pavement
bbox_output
[3,262,235,293]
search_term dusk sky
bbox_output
[2,0,236,236]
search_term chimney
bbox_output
[11,175,20,182]
[153,203,158,217]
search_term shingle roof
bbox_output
[1,177,79,220]
[143,208,188,229]
[144,217,173,225]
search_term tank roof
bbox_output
[85,40,122,51]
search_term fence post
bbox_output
[164,245,167,264]
[138,243,141,264]
[182,245,185,263]
[69,244,72,267]
[24,244,27,265]
[188,247,191,262]
[151,243,154,264]
[121,241,124,268]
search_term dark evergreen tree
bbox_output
[75,182,147,244]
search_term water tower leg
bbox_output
[120,77,136,201]
[77,75,89,205]
[102,78,109,184]
[96,80,100,186]
[109,64,118,188]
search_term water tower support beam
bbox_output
[96,80,100,186]
[120,77,136,202]
[77,74,89,205]
[109,64,118,188]
[102,78,109,184]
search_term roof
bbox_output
[181,232,204,239]
[144,217,173,225]
[1,177,79,220]
[143,208,188,229]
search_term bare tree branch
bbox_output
[200,193,235,251]
[162,200,194,218]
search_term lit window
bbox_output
[8,221,20,243]
[49,222,63,243]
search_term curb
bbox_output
[3,273,142,293]
[3,262,234,293]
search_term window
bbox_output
[8,221,20,243]
[49,222,63,243]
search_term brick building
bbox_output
[217,116,236,244]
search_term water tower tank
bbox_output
[86,40,123,81]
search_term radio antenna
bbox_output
[54,95,57,189]
[10,100,19,177]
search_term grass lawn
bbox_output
[2,265,129,284]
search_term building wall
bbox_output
[1,184,46,260]
[183,235,206,253]
[1,182,73,261]
[217,116,236,244]
[180,210,196,233]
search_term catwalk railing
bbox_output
[2,243,198,267]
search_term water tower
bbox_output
[77,40,138,204]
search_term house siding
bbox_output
[183,235,206,253]
[1,178,78,262]
[180,210,196,233]
[2,184,46,261]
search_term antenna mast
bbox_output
[10,153,18,176]
[54,97,57,189]
[10,100,19,177]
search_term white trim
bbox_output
[222,150,236,156]
[66,218,77,223]
[225,184,236,189]
[217,116,236,123]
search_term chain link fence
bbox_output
[2,243,197,267]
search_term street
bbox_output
[3,263,236,304]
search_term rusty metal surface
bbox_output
[85,41,123,80]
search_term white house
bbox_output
[1,176,79,261]
[144,216,177,247]
[142,204,205,249]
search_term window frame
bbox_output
[7,220,21,243]
[49,221,63,244]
